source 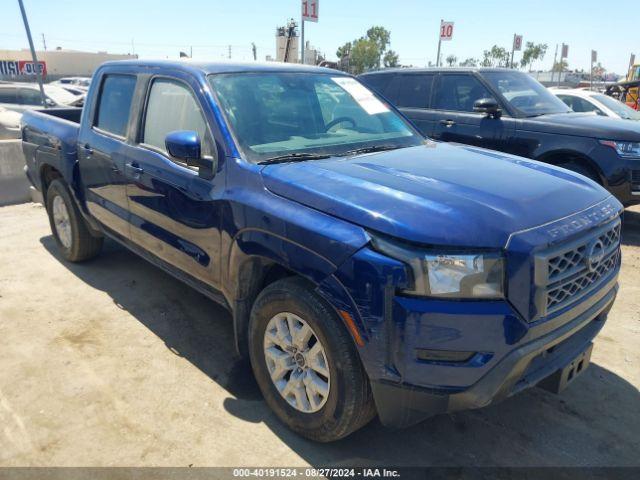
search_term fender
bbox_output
[226,227,368,358]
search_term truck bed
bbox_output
[21,107,82,192]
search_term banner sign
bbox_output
[0,60,47,76]
[301,0,318,22]
[513,35,523,51]
[440,21,454,41]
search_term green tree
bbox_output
[520,42,548,71]
[481,46,510,67]
[445,54,458,67]
[336,41,352,59]
[459,57,478,67]
[383,50,400,68]
[336,26,395,73]
[366,26,390,66]
[552,59,569,72]
[350,38,380,74]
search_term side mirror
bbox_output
[473,98,502,118]
[165,130,215,179]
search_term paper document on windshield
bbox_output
[331,77,389,115]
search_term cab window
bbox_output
[142,79,211,156]
[95,74,136,137]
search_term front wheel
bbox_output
[248,277,376,442]
[46,179,103,262]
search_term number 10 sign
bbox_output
[440,21,454,41]
[302,0,318,22]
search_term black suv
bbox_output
[360,68,640,206]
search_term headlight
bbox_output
[371,234,505,299]
[599,140,640,158]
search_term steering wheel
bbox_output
[325,116,356,131]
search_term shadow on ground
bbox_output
[622,209,640,247]
[41,235,640,467]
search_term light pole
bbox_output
[17,0,47,107]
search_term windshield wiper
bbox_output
[338,144,401,157]
[258,152,332,165]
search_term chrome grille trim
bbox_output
[533,217,621,319]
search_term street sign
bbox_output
[301,0,318,22]
[440,21,454,41]
[513,35,523,51]
[561,44,569,59]
[591,50,597,63]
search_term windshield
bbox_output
[593,94,640,120]
[482,71,571,116]
[44,85,80,105]
[208,73,423,162]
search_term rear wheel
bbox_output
[248,277,376,442]
[46,179,103,262]
[560,161,600,184]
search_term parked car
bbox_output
[54,76,91,88]
[0,82,84,112]
[550,87,640,121]
[0,106,22,139]
[22,60,622,441]
[359,68,640,206]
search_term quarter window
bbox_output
[95,74,136,137]
[433,74,494,112]
[142,79,210,156]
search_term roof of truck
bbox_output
[99,59,342,75]
[359,67,520,76]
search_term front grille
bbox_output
[534,218,621,318]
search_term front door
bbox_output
[430,73,513,152]
[79,74,137,239]
[124,75,223,288]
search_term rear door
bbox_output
[124,74,223,288]
[78,73,137,239]
[383,73,436,136]
[430,73,514,151]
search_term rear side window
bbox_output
[433,74,494,112]
[142,79,210,156]
[95,74,136,137]
[386,74,433,109]
[0,88,17,104]
[18,89,43,106]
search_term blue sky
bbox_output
[2,0,636,74]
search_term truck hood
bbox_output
[519,112,640,141]
[261,143,611,248]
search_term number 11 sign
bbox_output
[302,0,318,22]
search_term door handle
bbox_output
[439,119,456,127]
[125,162,144,175]
[82,143,93,155]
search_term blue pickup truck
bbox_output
[22,60,623,442]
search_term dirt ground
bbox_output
[0,202,638,467]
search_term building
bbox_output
[0,48,136,82]
[275,20,299,63]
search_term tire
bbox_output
[248,277,376,442]
[45,179,103,262]
[560,161,601,184]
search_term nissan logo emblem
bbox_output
[585,239,605,272]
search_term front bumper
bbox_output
[370,281,617,428]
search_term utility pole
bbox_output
[301,19,305,64]
[251,42,257,61]
[17,0,46,107]
[41,33,46,51]
[436,19,442,67]
[550,43,558,85]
